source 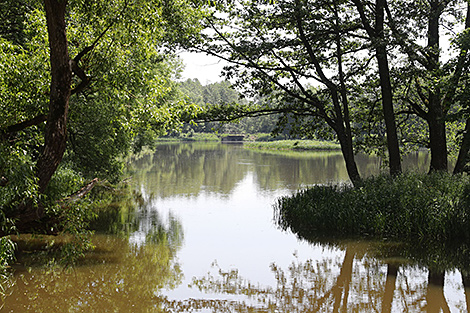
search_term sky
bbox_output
[179,51,226,84]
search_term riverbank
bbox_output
[275,172,470,244]
[244,139,340,151]
[157,133,341,151]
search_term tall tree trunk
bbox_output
[428,108,448,172]
[331,11,362,187]
[337,128,361,187]
[37,0,72,194]
[377,49,402,176]
[352,0,402,176]
[11,0,71,229]
[295,3,361,186]
[426,0,448,172]
[329,85,361,186]
[454,118,470,174]
[376,0,402,176]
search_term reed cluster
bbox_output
[275,172,470,244]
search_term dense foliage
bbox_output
[2,0,470,280]
[0,0,205,272]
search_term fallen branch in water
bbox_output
[62,178,99,203]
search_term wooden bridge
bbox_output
[221,135,245,142]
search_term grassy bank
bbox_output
[156,133,341,151]
[275,172,470,244]
[245,139,341,151]
[157,133,220,142]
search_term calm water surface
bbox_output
[2,143,469,312]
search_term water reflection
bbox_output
[5,236,181,312]
[2,191,183,312]
[163,241,470,312]
[1,143,452,312]
[129,143,430,198]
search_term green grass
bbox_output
[245,139,341,151]
[156,133,220,142]
[155,134,341,150]
[275,172,470,244]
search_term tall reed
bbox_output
[275,172,470,243]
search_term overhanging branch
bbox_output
[1,114,47,140]
[70,0,130,95]
[204,16,325,113]
[192,106,317,124]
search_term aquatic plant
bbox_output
[275,172,470,244]
[0,236,15,300]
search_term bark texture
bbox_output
[12,0,72,230]
[37,0,72,194]
[453,119,470,174]
[375,0,402,176]
[426,0,448,172]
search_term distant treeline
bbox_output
[174,79,282,136]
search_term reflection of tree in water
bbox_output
[91,185,184,252]
[130,143,247,197]
[2,190,184,312]
[129,206,184,251]
[130,143,358,198]
[163,242,470,312]
[129,144,431,199]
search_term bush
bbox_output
[275,172,470,243]
[44,164,85,202]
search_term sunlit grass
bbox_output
[245,140,341,151]
[156,133,220,142]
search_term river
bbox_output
[2,142,469,312]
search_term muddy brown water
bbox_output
[2,143,468,312]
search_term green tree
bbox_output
[188,0,470,178]
[188,0,378,185]
[179,79,256,134]
[352,0,402,176]
[387,0,470,172]
[0,0,204,233]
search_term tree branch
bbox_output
[1,114,47,140]
[351,0,376,37]
[294,4,336,91]
[70,0,130,95]
[193,106,318,124]
[441,1,470,109]
[384,0,430,68]
[62,178,99,203]
[204,16,326,115]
